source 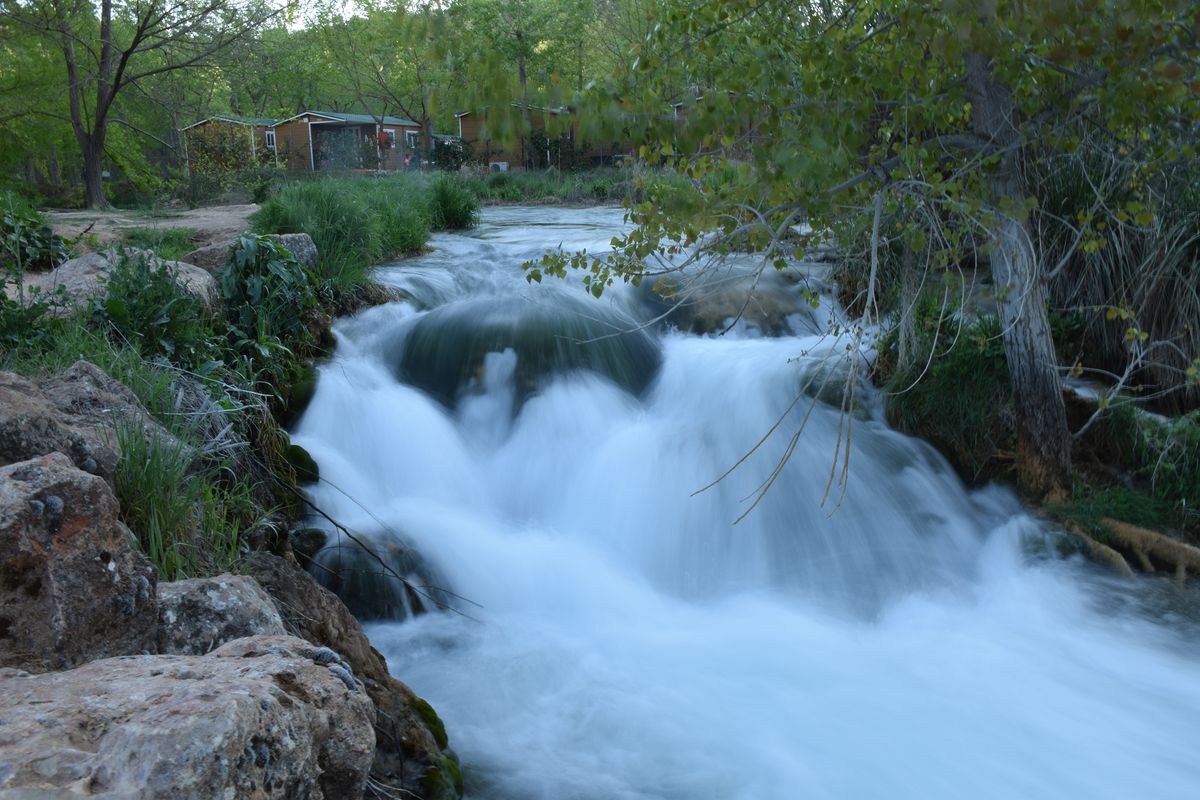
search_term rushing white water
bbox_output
[295,207,1200,800]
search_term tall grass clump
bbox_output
[1032,139,1200,414]
[428,174,479,230]
[253,177,431,295]
[114,422,242,580]
[91,253,218,368]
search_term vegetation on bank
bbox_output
[251,173,477,297]
[1,195,345,580]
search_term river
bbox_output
[293,206,1200,800]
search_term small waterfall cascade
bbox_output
[294,207,1200,800]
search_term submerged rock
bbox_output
[0,453,158,673]
[637,263,828,337]
[0,634,375,799]
[246,552,462,799]
[312,536,449,622]
[157,574,287,656]
[395,293,661,409]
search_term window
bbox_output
[405,130,420,150]
[382,129,397,148]
[264,130,276,148]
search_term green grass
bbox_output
[252,176,434,295]
[120,227,196,260]
[1045,484,1170,541]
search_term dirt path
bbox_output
[46,204,259,250]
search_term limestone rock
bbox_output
[0,360,176,487]
[0,634,375,799]
[178,240,233,274]
[182,233,319,275]
[157,574,287,655]
[16,247,217,310]
[246,552,463,799]
[0,453,158,673]
[267,233,319,273]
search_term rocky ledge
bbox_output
[0,360,461,800]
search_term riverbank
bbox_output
[0,188,465,798]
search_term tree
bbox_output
[539,0,1198,500]
[0,0,281,207]
[314,2,456,162]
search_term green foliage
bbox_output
[120,227,196,260]
[428,175,479,230]
[883,310,1014,483]
[433,138,467,171]
[1091,405,1200,531]
[1,191,66,271]
[0,191,68,354]
[220,234,321,382]
[1035,143,1200,413]
[91,253,217,368]
[464,167,642,205]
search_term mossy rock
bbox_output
[278,365,319,428]
[421,753,464,800]
[394,293,661,410]
[283,441,320,484]
[412,696,448,750]
[288,526,328,563]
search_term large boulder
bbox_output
[15,247,217,310]
[246,552,463,800]
[0,634,375,799]
[182,233,319,275]
[157,574,287,656]
[0,453,158,673]
[0,360,176,488]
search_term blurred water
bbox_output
[296,207,1200,800]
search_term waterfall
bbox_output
[294,207,1200,800]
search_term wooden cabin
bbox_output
[270,111,425,172]
[180,116,277,175]
[456,105,626,170]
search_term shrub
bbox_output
[428,175,479,230]
[1090,404,1200,532]
[91,252,217,368]
[1,190,66,272]
[221,235,322,382]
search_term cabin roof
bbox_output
[180,114,276,131]
[272,110,420,127]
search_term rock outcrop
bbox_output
[0,360,176,487]
[247,552,463,799]
[0,634,375,799]
[157,574,287,655]
[182,233,319,275]
[0,453,158,673]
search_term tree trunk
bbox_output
[965,50,1071,501]
[80,134,108,209]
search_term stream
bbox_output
[294,206,1200,799]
